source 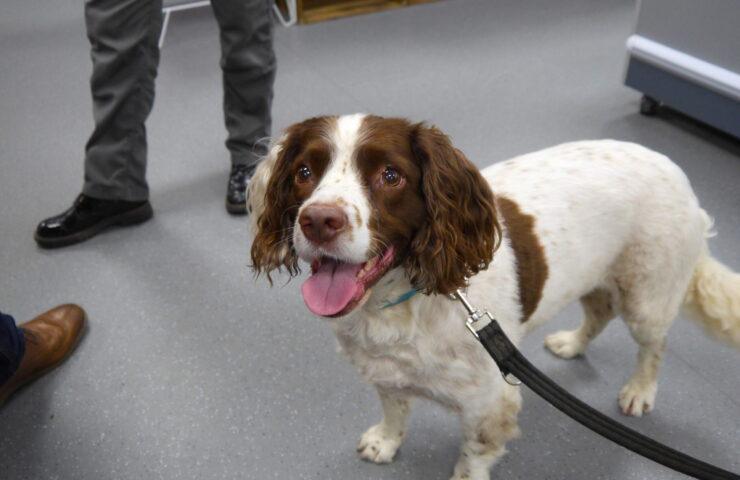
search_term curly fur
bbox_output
[407,124,502,295]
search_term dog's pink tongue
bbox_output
[301,259,364,316]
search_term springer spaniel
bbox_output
[248,114,740,480]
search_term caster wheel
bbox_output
[639,95,660,116]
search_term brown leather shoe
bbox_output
[0,304,86,405]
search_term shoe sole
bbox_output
[225,198,248,215]
[34,202,154,249]
[0,315,87,407]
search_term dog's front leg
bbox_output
[451,385,521,480]
[357,386,411,464]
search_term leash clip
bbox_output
[452,289,492,337]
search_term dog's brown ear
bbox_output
[405,123,501,295]
[249,126,305,281]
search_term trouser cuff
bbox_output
[82,183,149,203]
[0,312,25,385]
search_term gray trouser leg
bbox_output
[211,0,276,170]
[83,0,162,202]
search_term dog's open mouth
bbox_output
[301,246,396,317]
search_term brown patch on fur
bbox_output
[353,117,428,272]
[496,196,548,322]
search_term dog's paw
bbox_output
[357,424,402,464]
[544,330,586,359]
[618,380,657,417]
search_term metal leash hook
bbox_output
[452,289,521,386]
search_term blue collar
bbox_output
[380,289,419,309]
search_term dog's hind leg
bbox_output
[545,287,618,359]
[617,303,677,417]
[357,387,411,464]
[617,259,693,416]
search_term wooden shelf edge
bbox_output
[298,0,438,24]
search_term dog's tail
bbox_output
[683,211,740,348]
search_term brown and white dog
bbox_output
[248,114,740,480]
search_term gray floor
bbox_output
[0,0,738,479]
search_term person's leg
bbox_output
[0,312,25,386]
[211,0,276,213]
[83,0,163,202]
[35,0,161,248]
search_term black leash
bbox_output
[453,290,740,480]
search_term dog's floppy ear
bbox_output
[249,129,303,281]
[405,123,501,295]
[248,134,284,235]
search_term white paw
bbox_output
[544,330,586,359]
[357,424,402,464]
[618,380,657,417]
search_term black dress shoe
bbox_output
[35,194,153,248]
[226,164,254,215]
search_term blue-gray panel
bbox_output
[625,57,740,139]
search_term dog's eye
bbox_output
[382,166,401,186]
[296,165,312,183]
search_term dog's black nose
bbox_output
[299,203,348,245]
